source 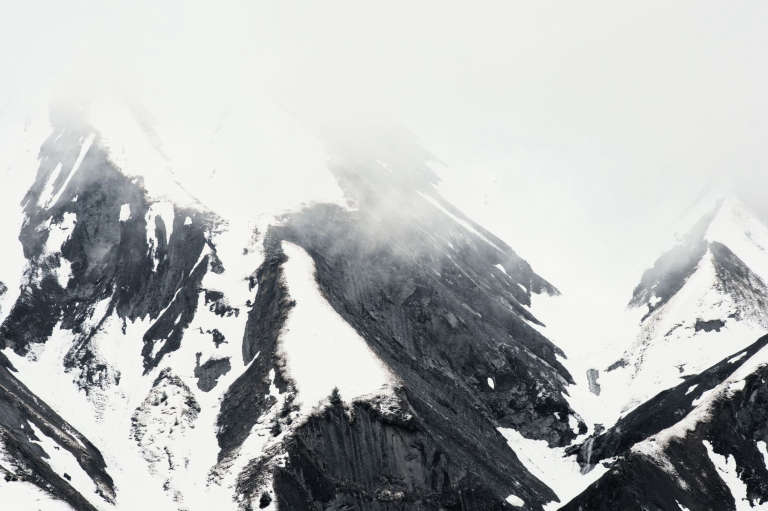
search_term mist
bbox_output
[2,0,767,324]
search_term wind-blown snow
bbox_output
[280,241,393,412]
[417,191,503,252]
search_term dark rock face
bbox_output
[0,110,219,385]
[204,289,239,318]
[219,154,584,510]
[695,318,726,332]
[605,359,628,372]
[586,369,601,395]
[274,194,579,446]
[194,352,231,392]
[264,392,551,511]
[0,351,114,511]
[563,334,768,510]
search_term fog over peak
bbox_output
[2,0,767,321]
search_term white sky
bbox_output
[2,1,767,314]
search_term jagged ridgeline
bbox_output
[0,107,586,510]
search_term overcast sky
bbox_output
[2,1,767,313]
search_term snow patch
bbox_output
[505,494,524,507]
[37,162,63,207]
[729,352,748,364]
[499,428,608,510]
[280,241,393,412]
[487,377,495,390]
[758,441,768,471]
[119,203,131,222]
[144,201,175,270]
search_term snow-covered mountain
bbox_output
[591,196,768,425]
[0,100,591,511]
[3,97,768,511]
[558,195,768,510]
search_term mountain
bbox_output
[592,196,768,425]
[4,98,768,511]
[557,196,768,510]
[0,102,587,510]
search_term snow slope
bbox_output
[279,241,394,413]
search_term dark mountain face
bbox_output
[219,152,585,510]
[0,111,584,510]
